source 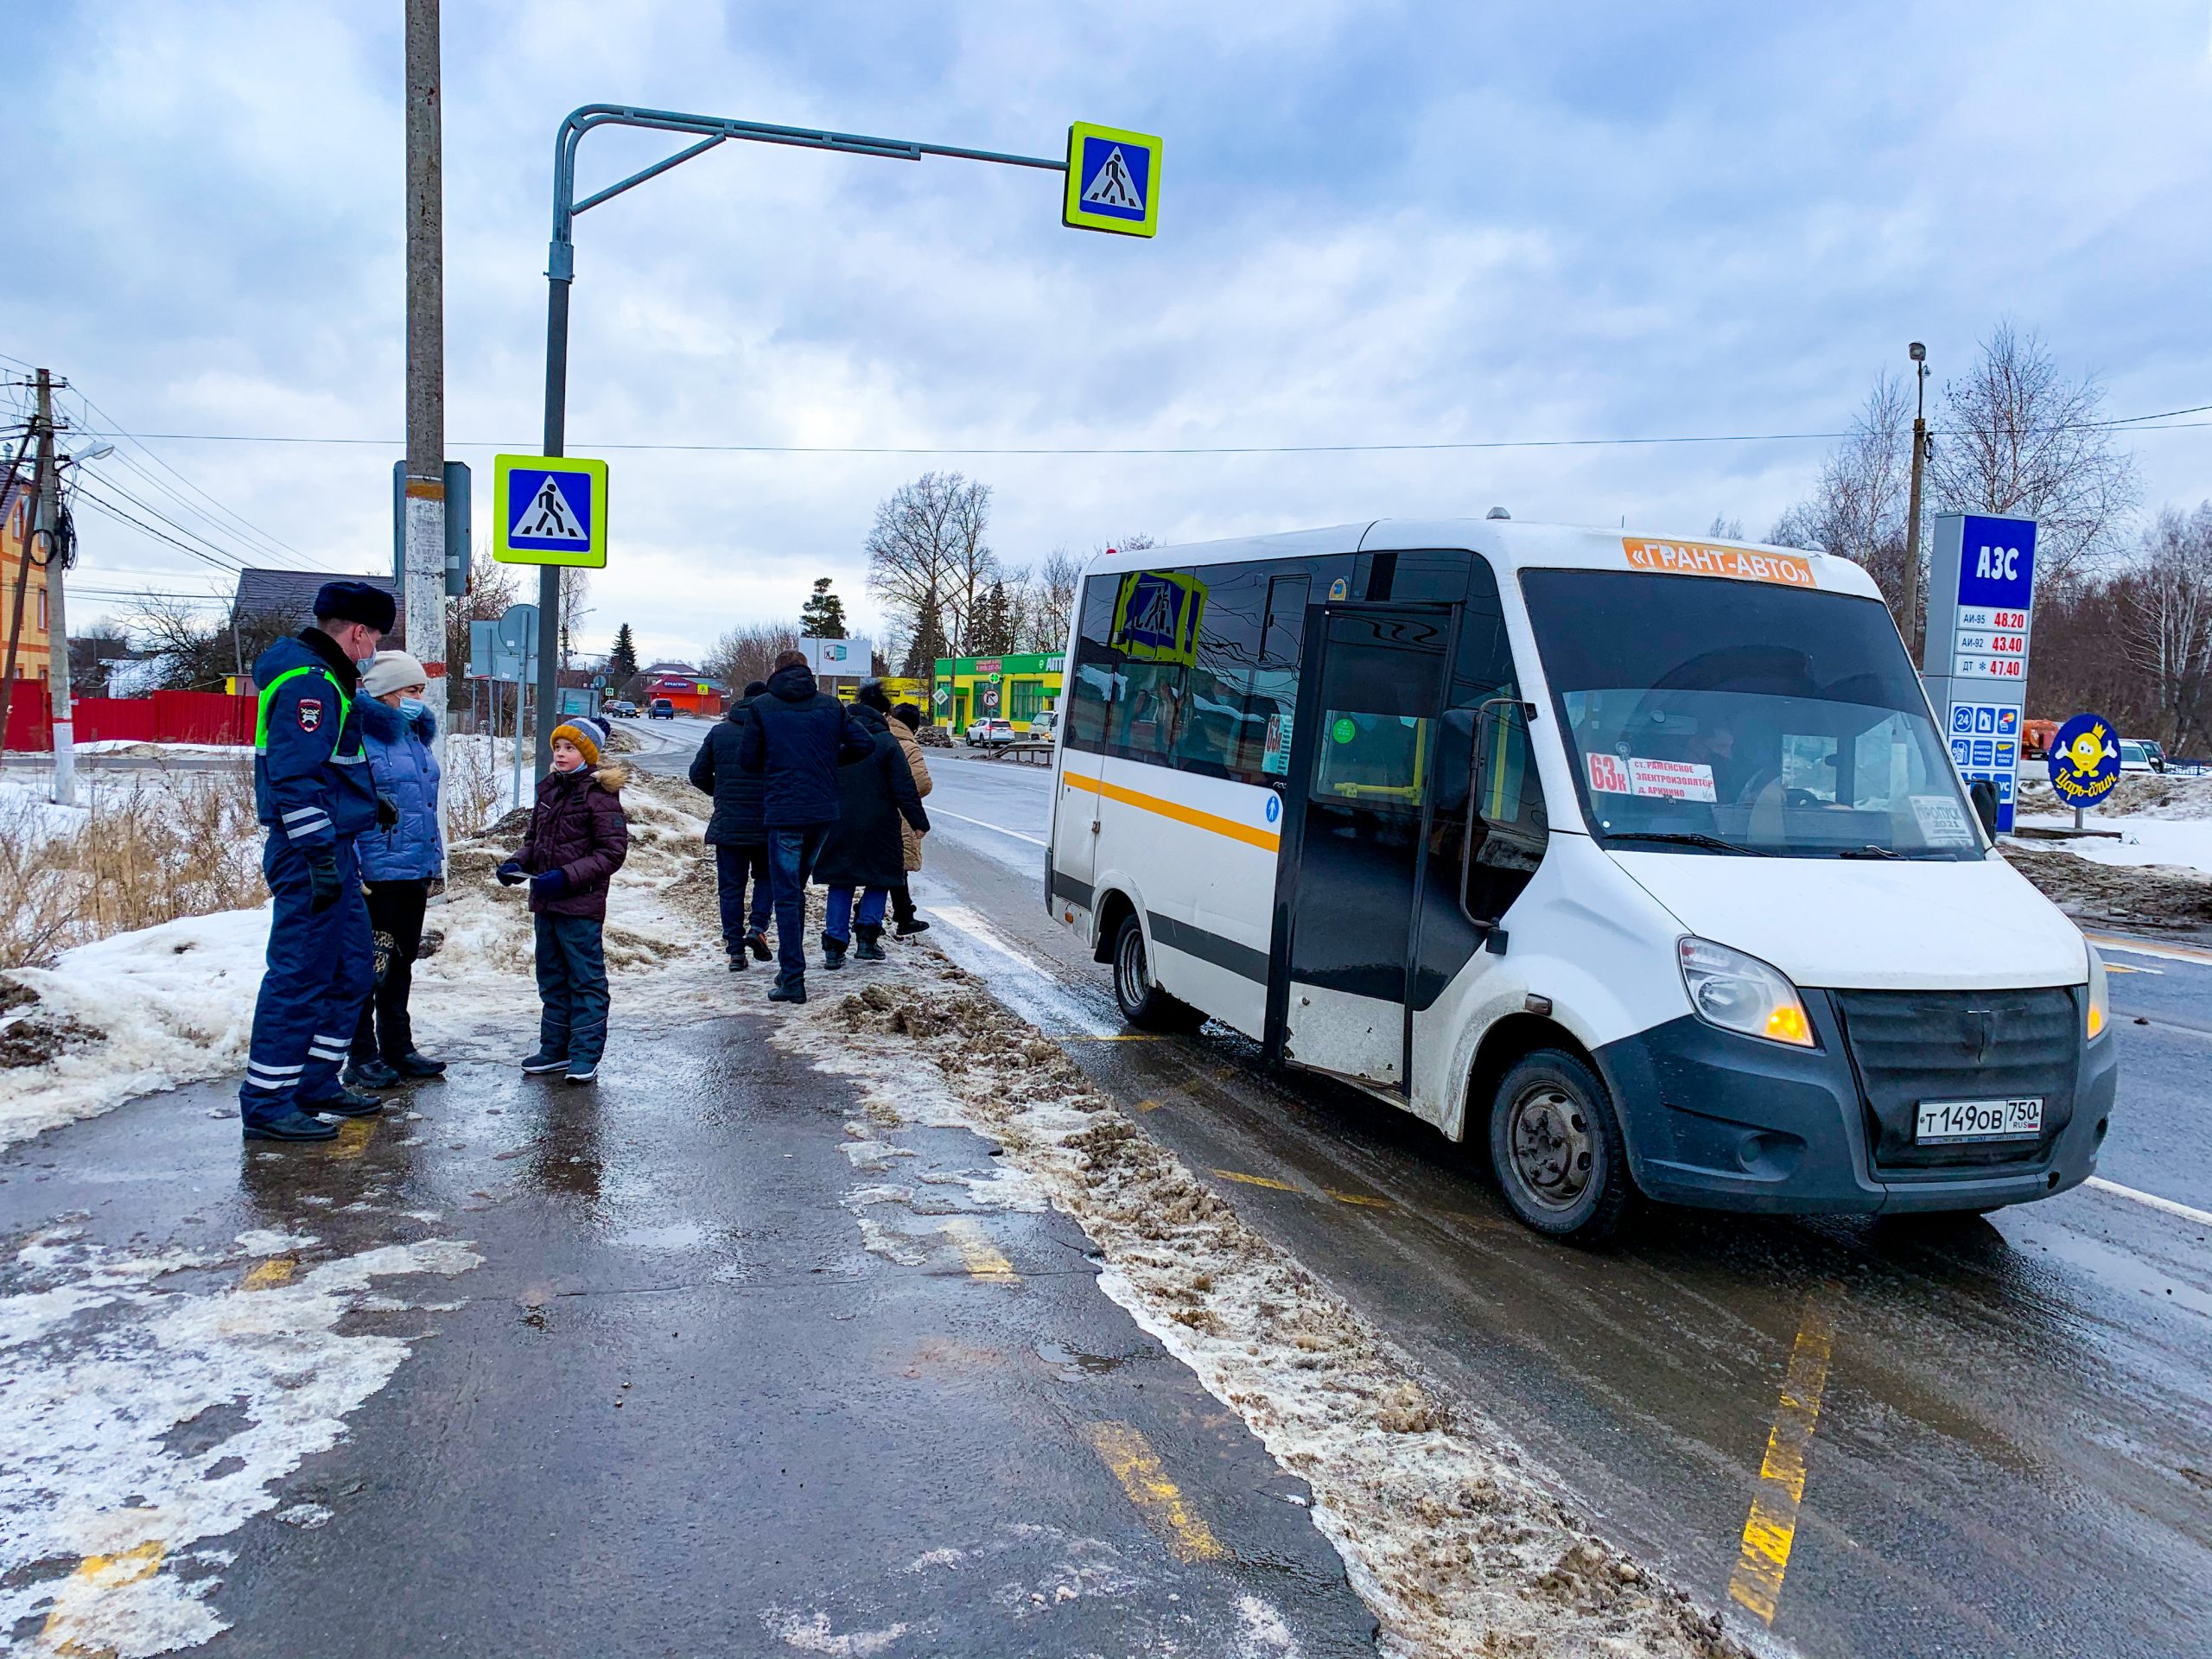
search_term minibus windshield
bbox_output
[1521,569,1982,860]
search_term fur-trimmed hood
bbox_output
[592,764,628,792]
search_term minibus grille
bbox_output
[1831,987,2080,1172]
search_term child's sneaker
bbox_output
[521,1052,569,1074]
[564,1062,598,1085]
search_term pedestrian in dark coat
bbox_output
[812,683,929,969]
[498,721,630,1084]
[737,652,874,1001]
[689,679,772,970]
[346,650,447,1090]
[887,702,932,937]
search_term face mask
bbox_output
[400,696,428,719]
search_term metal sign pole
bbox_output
[532,103,1109,773]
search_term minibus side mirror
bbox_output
[1968,778,1999,840]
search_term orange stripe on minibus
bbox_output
[1062,772,1281,852]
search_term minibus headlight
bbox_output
[2086,944,2110,1042]
[1678,937,1816,1048]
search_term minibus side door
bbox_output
[1276,605,1453,1089]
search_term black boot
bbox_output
[853,923,887,963]
[391,1051,447,1078]
[745,926,772,962]
[768,974,807,1004]
[300,1086,384,1119]
[345,1058,400,1090]
[821,931,847,971]
[891,885,929,937]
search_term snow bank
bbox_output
[0,767,728,1149]
[1,1224,480,1655]
[774,967,1748,1659]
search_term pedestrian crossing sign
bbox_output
[493,454,609,569]
[1063,122,1160,238]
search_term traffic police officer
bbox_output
[240,581,405,1141]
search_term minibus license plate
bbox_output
[1915,1097,2043,1145]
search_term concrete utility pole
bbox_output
[1904,340,1930,663]
[404,0,450,866]
[33,369,79,806]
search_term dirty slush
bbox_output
[777,960,1748,1659]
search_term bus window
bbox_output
[1314,713,1431,806]
[1173,563,1308,782]
[1065,575,1124,751]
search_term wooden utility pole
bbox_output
[41,366,77,806]
[404,0,450,864]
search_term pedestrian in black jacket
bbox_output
[689,679,772,970]
[738,652,874,1001]
[812,683,930,969]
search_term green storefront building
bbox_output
[931,651,1065,734]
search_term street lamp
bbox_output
[1905,341,1930,662]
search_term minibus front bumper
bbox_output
[1593,988,2116,1216]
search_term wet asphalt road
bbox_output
[830,740,2212,1659]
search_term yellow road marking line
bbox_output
[1063,1033,1169,1043]
[1324,1187,1391,1209]
[1728,1290,1838,1625]
[1084,1422,1228,1561]
[1062,771,1281,852]
[1211,1168,1299,1192]
[2085,931,2212,965]
[42,1539,166,1649]
[943,1217,1019,1284]
[241,1257,296,1290]
[327,1117,378,1160]
[2101,962,2158,975]
[1135,1098,1165,1112]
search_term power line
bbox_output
[72,486,256,579]
[76,402,2212,457]
[73,472,262,573]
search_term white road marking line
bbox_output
[2086,933,2212,966]
[930,807,1048,846]
[2085,1177,2212,1229]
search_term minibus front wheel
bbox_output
[1111,913,1204,1033]
[1489,1050,1635,1243]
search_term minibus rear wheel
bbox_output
[1111,913,1204,1033]
[1489,1050,1633,1243]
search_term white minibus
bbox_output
[1045,520,2116,1241]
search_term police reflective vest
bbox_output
[251,632,379,849]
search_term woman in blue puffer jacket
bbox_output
[345,650,448,1090]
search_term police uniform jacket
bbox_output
[253,629,399,849]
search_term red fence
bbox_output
[3,690,258,753]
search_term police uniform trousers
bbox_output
[239,836,375,1127]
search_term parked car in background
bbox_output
[966,717,1016,747]
[607,699,638,718]
[2120,739,2160,773]
[1027,709,1058,741]
[650,697,676,720]
[2140,739,2169,772]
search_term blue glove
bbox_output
[496,859,525,887]
[530,868,568,897]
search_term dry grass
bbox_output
[0,766,266,969]
[441,736,511,840]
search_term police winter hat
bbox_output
[313,580,397,632]
[360,651,429,698]
[549,721,601,766]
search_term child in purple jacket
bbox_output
[498,720,628,1084]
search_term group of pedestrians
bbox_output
[239,615,921,1142]
[690,651,931,1002]
[239,581,631,1142]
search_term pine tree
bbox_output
[973,580,1014,655]
[800,577,849,639]
[607,622,639,682]
[900,589,949,677]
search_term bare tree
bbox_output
[704,620,800,692]
[127,594,290,694]
[1770,372,1917,639]
[557,569,593,673]
[865,473,995,656]
[2120,503,2212,753]
[1707,514,1745,540]
[1929,321,2139,587]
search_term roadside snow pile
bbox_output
[0,1223,479,1656]
[0,766,728,1146]
[1999,842,2212,931]
[777,968,1746,1659]
[0,908,270,1146]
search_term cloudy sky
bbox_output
[5,1,2210,665]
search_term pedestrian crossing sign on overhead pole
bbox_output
[493,454,609,569]
[1063,123,1160,238]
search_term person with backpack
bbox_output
[812,680,930,969]
[344,650,447,1090]
[737,652,874,1002]
[497,719,629,1083]
[688,679,773,970]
